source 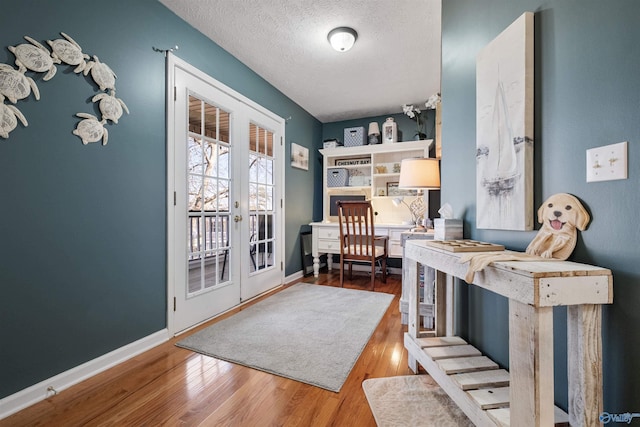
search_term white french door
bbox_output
[168,55,284,334]
[241,115,282,299]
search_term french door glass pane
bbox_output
[187,95,232,295]
[248,123,275,274]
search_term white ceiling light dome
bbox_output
[327,27,358,52]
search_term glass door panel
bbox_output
[187,95,231,294]
[248,123,275,274]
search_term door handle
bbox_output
[234,215,243,222]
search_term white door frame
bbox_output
[166,54,285,335]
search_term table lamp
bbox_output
[368,122,380,145]
[398,158,440,230]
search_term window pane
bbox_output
[188,96,202,134]
[218,179,230,211]
[188,216,203,255]
[188,260,202,294]
[188,137,204,175]
[249,123,257,152]
[218,109,230,144]
[257,184,267,210]
[218,144,230,179]
[258,157,267,184]
[266,186,274,211]
[266,131,273,157]
[203,139,215,177]
[266,214,274,239]
[266,158,273,185]
[188,174,203,211]
[249,153,258,183]
[203,177,217,211]
[249,183,258,211]
[259,128,266,155]
[203,251,216,289]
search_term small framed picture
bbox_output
[387,182,417,197]
[291,142,309,170]
[387,182,400,196]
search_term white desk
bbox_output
[309,221,410,277]
[404,240,613,427]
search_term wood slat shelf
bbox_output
[424,344,481,360]
[437,356,498,374]
[417,336,467,348]
[404,335,570,426]
[468,386,510,410]
[453,369,510,391]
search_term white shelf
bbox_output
[328,164,370,169]
[321,140,434,223]
[320,139,433,157]
[327,185,369,191]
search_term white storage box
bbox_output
[323,139,342,149]
[343,127,367,147]
[349,175,371,187]
[327,168,349,187]
[434,219,463,240]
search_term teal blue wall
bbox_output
[442,0,640,411]
[0,0,320,399]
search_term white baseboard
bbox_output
[0,329,170,420]
[285,269,304,284]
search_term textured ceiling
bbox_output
[159,0,441,123]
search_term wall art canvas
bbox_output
[476,12,534,230]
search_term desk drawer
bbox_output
[389,242,403,258]
[376,228,389,236]
[318,239,341,253]
[389,230,404,241]
[317,228,340,240]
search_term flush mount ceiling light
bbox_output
[327,27,358,52]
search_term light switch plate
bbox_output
[586,141,628,182]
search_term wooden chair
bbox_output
[336,200,388,290]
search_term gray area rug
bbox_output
[176,283,394,392]
[363,375,474,427]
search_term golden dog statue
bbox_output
[460,193,590,283]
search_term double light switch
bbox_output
[586,141,628,182]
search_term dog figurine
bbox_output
[459,193,590,283]
[525,193,590,260]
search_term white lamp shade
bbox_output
[368,122,380,135]
[328,27,357,52]
[398,158,440,189]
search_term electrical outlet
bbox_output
[586,141,628,182]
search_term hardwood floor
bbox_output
[2,271,417,426]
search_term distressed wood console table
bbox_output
[403,240,613,427]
